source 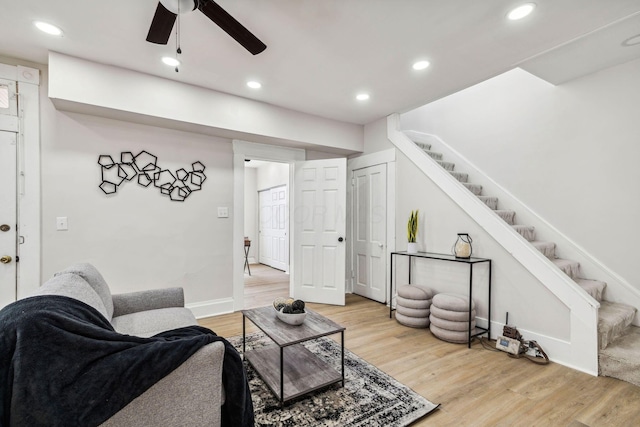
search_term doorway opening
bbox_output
[243,159,290,308]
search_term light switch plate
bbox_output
[217,207,229,218]
[56,216,68,231]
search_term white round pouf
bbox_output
[395,284,434,328]
[429,292,476,343]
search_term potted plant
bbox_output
[407,210,419,253]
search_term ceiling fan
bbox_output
[146,0,267,55]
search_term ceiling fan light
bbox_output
[34,21,63,36]
[507,3,536,20]
[162,56,180,66]
[160,0,196,14]
[412,60,430,70]
[247,81,262,89]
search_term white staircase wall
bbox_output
[400,63,640,325]
[388,115,599,375]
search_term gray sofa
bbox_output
[35,263,225,427]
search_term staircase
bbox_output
[411,137,640,386]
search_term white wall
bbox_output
[41,98,235,309]
[256,162,289,191]
[401,60,640,291]
[243,167,257,262]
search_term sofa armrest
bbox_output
[100,341,225,427]
[111,287,185,317]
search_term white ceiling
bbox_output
[2,0,640,125]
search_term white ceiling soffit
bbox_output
[520,12,640,85]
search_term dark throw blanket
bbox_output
[0,295,254,427]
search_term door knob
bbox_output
[378,243,384,248]
[338,237,344,242]
[0,256,12,264]
[0,224,9,232]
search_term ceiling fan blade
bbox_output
[146,2,177,45]
[198,0,267,55]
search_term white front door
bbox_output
[293,158,346,305]
[353,164,387,303]
[0,131,17,309]
[258,185,289,271]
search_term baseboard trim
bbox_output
[187,298,235,319]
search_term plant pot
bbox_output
[407,242,418,254]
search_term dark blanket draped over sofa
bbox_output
[0,295,254,427]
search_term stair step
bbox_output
[531,240,556,259]
[414,141,431,151]
[512,225,536,242]
[598,301,637,350]
[437,160,455,171]
[552,258,580,279]
[599,325,640,386]
[449,172,468,183]
[575,278,606,302]
[425,150,443,161]
[462,183,482,196]
[494,210,516,225]
[478,196,498,210]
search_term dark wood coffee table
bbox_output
[241,306,345,405]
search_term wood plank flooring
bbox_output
[199,264,640,426]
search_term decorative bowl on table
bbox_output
[273,297,306,326]
[276,308,307,325]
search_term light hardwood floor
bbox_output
[200,264,640,427]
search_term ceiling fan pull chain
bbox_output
[174,3,181,72]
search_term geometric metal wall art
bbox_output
[98,150,206,202]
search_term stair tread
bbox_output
[598,301,637,350]
[575,278,606,302]
[494,210,516,225]
[512,225,536,241]
[462,183,482,195]
[437,160,455,171]
[424,150,443,160]
[599,325,640,386]
[530,240,556,259]
[477,196,498,210]
[414,141,431,151]
[449,172,468,183]
[552,258,580,279]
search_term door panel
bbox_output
[0,131,17,309]
[258,185,288,271]
[293,159,346,305]
[353,164,387,303]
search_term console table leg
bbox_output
[468,264,473,349]
[242,315,246,356]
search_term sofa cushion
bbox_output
[36,273,110,320]
[56,263,114,320]
[111,307,198,338]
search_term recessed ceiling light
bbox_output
[162,56,180,67]
[507,3,536,20]
[34,21,63,36]
[356,93,370,101]
[247,81,262,89]
[412,60,430,71]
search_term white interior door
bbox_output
[293,158,346,305]
[353,164,387,303]
[258,185,288,271]
[0,131,17,309]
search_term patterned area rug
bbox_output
[228,332,439,427]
